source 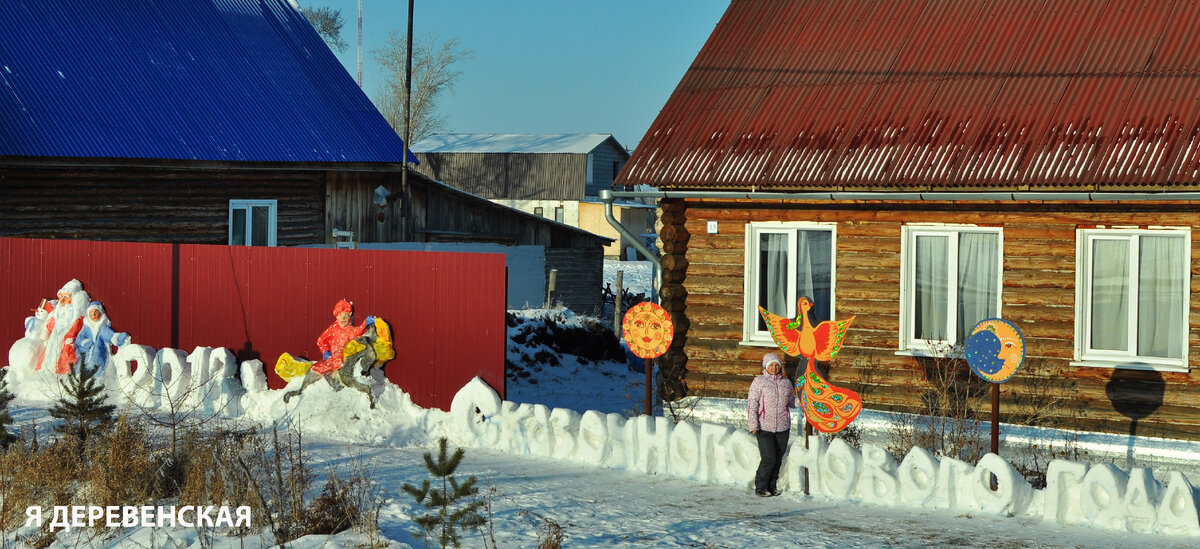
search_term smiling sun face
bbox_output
[622,302,674,359]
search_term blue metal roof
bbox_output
[0,0,416,164]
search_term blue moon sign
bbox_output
[963,318,1025,383]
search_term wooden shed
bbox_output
[616,0,1200,441]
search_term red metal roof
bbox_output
[618,0,1200,191]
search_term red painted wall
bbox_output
[0,237,506,410]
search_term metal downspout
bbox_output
[599,190,661,301]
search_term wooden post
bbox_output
[645,357,653,415]
[991,383,1000,455]
[613,270,624,333]
[545,269,557,308]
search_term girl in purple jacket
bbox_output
[747,352,797,496]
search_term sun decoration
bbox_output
[622,302,674,359]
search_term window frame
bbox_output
[740,221,837,345]
[1073,227,1190,372]
[228,199,278,247]
[898,224,1003,355]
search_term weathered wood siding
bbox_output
[669,197,1200,440]
[413,152,588,200]
[545,247,605,315]
[585,141,628,197]
[0,160,324,245]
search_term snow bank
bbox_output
[6,339,1199,538]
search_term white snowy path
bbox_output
[311,439,1193,549]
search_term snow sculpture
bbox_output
[75,301,129,375]
[897,446,939,507]
[859,443,900,505]
[40,279,90,375]
[972,453,1034,516]
[281,301,392,409]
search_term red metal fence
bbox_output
[0,237,506,410]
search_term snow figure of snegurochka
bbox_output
[7,299,56,383]
[37,279,91,375]
[74,301,129,376]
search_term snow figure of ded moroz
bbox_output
[38,279,90,375]
[74,301,129,375]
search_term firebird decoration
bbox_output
[963,318,1026,383]
[758,297,862,433]
[622,302,674,359]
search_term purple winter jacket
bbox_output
[747,363,798,433]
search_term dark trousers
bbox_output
[754,430,789,493]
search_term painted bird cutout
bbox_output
[758,297,863,433]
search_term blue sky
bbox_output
[306,1,728,150]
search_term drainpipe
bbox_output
[599,189,661,301]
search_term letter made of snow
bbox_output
[576,410,610,467]
[667,420,701,480]
[629,415,672,474]
[819,437,861,499]
[240,359,268,393]
[1154,471,1200,536]
[448,377,501,446]
[723,430,759,490]
[1078,463,1128,529]
[780,433,825,494]
[972,453,1033,517]
[1123,468,1162,534]
[898,446,939,507]
[1043,459,1089,525]
[113,344,157,406]
[698,423,735,485]
[549,408,581,461]
[522,404,554,457]
[858,443,900,505]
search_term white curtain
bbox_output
[957,233,999,341]
[914,235,948,340]
[759,233,788,331]
[796,231,832,323]
[1090,239,1129,352]
[1138,235,1185,359]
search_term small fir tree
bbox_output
[402,437,486,549]
[48,360,116,448]
[0,368,17,448]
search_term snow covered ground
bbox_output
[3,261,1200,548]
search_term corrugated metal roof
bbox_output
[0,0,415,163]
[414,133,629,157]
[618,0,1200,191]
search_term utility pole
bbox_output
[356,0,362,86]
[401,0,414,240]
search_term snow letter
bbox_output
[819,437,861,499]
[780,432,824,494]
[698,423,734,484]
[935,456,975,511]
[448,377,502,447]
[1043,459,1088,525]
[858,443,900,505]
[1154,471,1200,536]
[1123,467,1162,533]
[629,415,672,474]
[576,410,609,466]
[972,453,1033,517]
[667,420,701,479]
[898,447,939,507]
[549,407,581,461]
[1078,463,1128,529]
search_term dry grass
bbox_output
[0,415,382,547]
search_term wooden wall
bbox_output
[545,247,605,315]
[413,152,588,200]
[667,197,1200,440]
[1,159,325,246]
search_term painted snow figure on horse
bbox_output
[279,299,394,409]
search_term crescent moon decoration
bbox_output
[622,302,674,359]
[963,318,1026,383]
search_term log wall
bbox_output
[669,197,1200,440]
